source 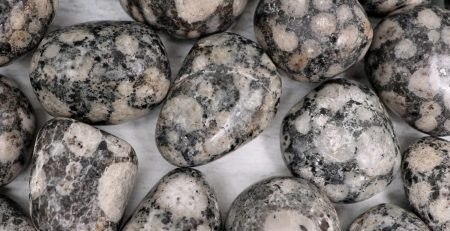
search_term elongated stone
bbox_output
[0,195,35,230]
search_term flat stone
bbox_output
[225,177,340,230]
[402,137,450,230]
[0,195,35,230]
[254,0,372,82]
[120,0,248,39]
[122,168,220,231]
[156,32,281,167]
[29,118,138,231]
[359,0,429,14]
[30,21,171,125]
[281,78,401,203]
[366,5,450,136]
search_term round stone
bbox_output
[359,0,430,15]
[120,0,248,39]
[254,0,372,82]
[225,177,340,230]
[0,195,34,230]
[281,78,401,203]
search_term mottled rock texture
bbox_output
[0,195,35,230]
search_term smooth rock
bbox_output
[30,21,171,125]
[0,195,35,230]
[122,168,221,231]
[120,0,248,39]
[29,118,138,231]
[225,176,341,231]
[402,137,450,230]
[359,0,429,14]
[156,32,281,167]
[281,78,401,203]
[254,0,373,82]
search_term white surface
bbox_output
[0,0,445,229]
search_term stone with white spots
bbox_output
[0,195,35,230]
[122,168,220,231]
[281,78,401,203]
[402,137,450,230]
[30,21,171,125]
[225,177,341,231]
[359,0,429,15]
[120,0,248,39]
[29,118,138,231]
[254,0,372,82]
[156,33,281,167]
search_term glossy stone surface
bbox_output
[225,177,340,231]
[366,5,450,136]
[156,32,281,167]
[122,168,220,231]
[359,0,429,14]
[281,78,401,203]
[120,0,248,39]
[30,21,171,125]
[0,0,57,66]
[0,195,35,230]
[254,0,372,82]
[30,118,138,231]
[349,203,430,231]
[402,137,450,230]
[0,76,35,187]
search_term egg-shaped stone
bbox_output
[0,195,35,230]
[122,168,220,231]
[402,137,450,230]
[120,0,248,39]
[366,5,450,136]
[359,0,429,15]
[30,118,138,231]
[225,176,340,231]
[281,78,401,203]
[0,0,58,66]
[156,32,281,167]
[254,0,373,82]
[30,21,171,125]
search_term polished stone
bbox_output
[359,0,429,14]
[0,195,35,230]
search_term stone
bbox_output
[225,176,340,231]
[156,32,281,167]
[281,78,401,203]
[359,0,430,14]
[0,0,58,66]
[30,21,171,125]
[402,137,450,230]
[349,203,430,231]
[254,0,372,82]
[366,5,450,136]
[0,195,35,230]
[120,0,248,39]
[29,118,138,231]
[0,76,35,187]
[122,168,221,231]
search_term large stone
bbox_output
[0,195,35,230]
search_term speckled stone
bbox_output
[0,195,35,230]
[349,204,430,231]
[0,76,35,187]
[281,78,401,203]
[225,177,340,231]
[0,0,57,66]
[29,118,138,231]
[122,168,220,231]
[30,21,171,125]
[359,0,430,14]
[156,32,282,167]
[366,5,450,136]
[120,0,247,39]
[402,137,450,230]
[254,0,373,82]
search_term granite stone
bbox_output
[0,195,35,230]
[359,0,430,14]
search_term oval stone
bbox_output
[359,0,429,14]
[29,118,138,231]
[0,195,35,230]
[156,32,281,167]
[30,21,171,125]
[122,168,221,231]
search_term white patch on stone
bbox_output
[336,5,353,23]
[0,131,23,163]
[17,108,35,133]
[233,0,247,16]
[192,55,209,72]
[116,34,139,56]
[408,67,438,99]
[394,39,417,59]
[374,62,393,86]
[428,30,440,43]
[371,19,404,49]
[313,0,333,11]
[137,67,170,102]
[162,95,203,133]
[30,154,47,199]
[10,31,31,49]
[280,0,309,17]
[264,210,316,231]
[324,184,349,202]
[65,161,83,177]
[10,6,26,30]
[104,135,132,158]
[87,102,109,123]
[337,25,359,50]
[417,9,441,29]
[310,13,336,37]
[109,99,148,124]
[59,29,94,44]
[429,198,450,223]
[314,124,356,163]
[43,44,61,59]
[141,3,157,22]
[294,112,311,134]
[211,46,233,64]
[63,123,102,157]
[442,27,450,45]
[415,116,438,132]
[175,0,221,24]
[408,145,443,173]
[409,181,432,207]
[271,23,298,52]
[65,55,95,81]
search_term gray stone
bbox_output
[359,0,430,14]
[0,195,35,230]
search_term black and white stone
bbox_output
[156,32,282,167]
[0,195,35,230]
[366,5,450,137]
[29,118,138,231]
[30,21,171,125]
[254,0,373,82]
[0,76,35,187]
[402,137,450,230]
[120,0,248,39]
[122,168,220,231]
[0,0,57,66]
[281,78,401,203]
[359,0,430,15]
[225,177,340,231]
[349,203,430,231]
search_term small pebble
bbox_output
[359,0,430,14]
[0,195,35,230]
